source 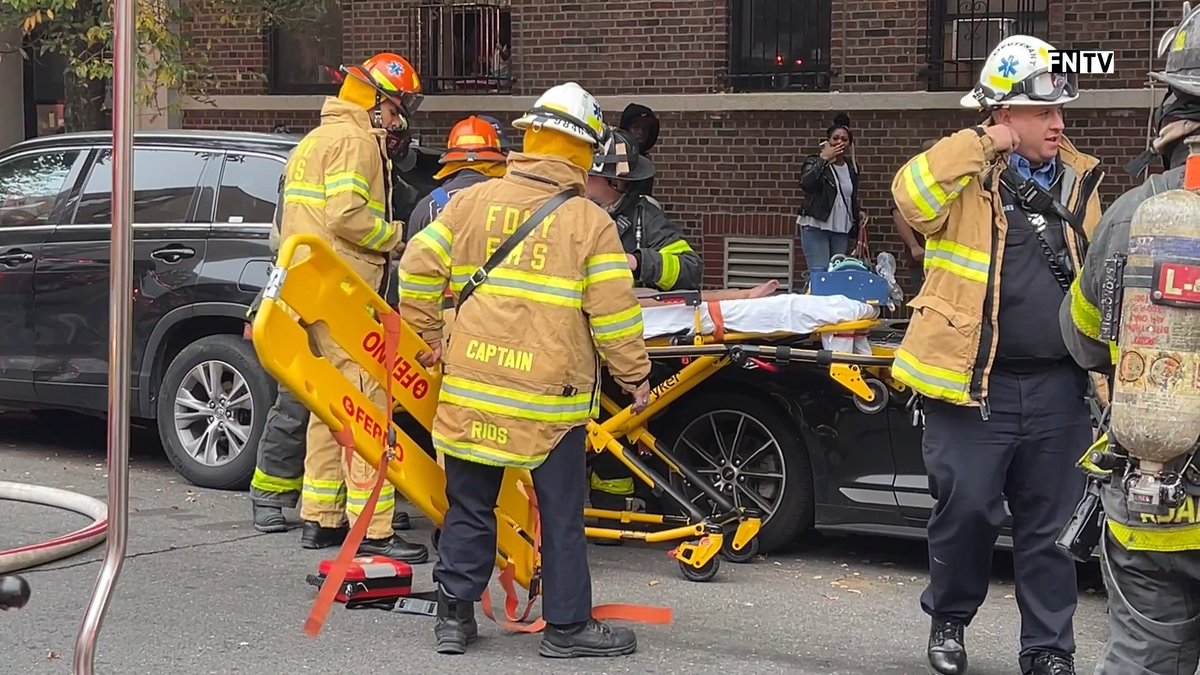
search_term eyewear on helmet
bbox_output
[339,65,425,117]
[978,69,1078,104]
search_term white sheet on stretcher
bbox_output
[640,294,880,355]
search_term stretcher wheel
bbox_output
[678,555,720,582]
[721,536,759,564]
[853,378,890,415]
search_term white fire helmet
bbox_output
[513,82,605,146]
[960,35,1079,109]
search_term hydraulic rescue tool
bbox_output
[1097,135,1200,517]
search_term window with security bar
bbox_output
[414,1,512,95]
[266,0,345,95]
[726,0,832,92]
[724,237,796,292]
[924,0,1048,91]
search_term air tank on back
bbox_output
[1109,135,1200,470]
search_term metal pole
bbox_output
[73,0,135,668]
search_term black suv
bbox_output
[0,130,441,489]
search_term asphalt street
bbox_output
[0,412,1113,675]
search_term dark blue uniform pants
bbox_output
[434,426,591,626]
[920,362,1090,671]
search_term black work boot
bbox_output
[392,511,411,531]
[1028,651,1075,675]
[300,521,348,549]
[538,619,637,658]
[358,535,430,564]
[434,584,478,655]
[253,504,288,533]
[927,618,967,675]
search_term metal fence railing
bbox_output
[924,0,1049,91]
[726,0,833,92]
[414,2,512,95]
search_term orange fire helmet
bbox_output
[341,52,424,116]
[440,115,507,164]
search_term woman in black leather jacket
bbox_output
[797,113,862,276]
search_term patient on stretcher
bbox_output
[635,280,779,307]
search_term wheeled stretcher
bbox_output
[251,235,901,596]
[582,290,902,581]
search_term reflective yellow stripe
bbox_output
[433,430,547,469]
[358,217,396,251]
[346,485,396,515]
[584,253,632,286]
[326,171,387,219]
[656,239,693,289]
[398,270,447,303]
[591,473,635,496]
[590,305,644,343]
[440,375,593,424]
[902,154,971,221]
[659,255,680,289]
[251,468,302,494]
[1110,342,1120,365]
[413,221,453,267]
[283,180,327,208]
[924,238,990,284]
[891,347,973,403]
[325,171,371,199]
[302,477,345,504]
[450,266,584,308]
[1107,519,1200,552]
[1069,274,1103,340]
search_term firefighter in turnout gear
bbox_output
[890,35,1104,675]
[398,81,654,658]
[250,144,412,537]
[405,115,509,241]
[279,51,428,563]
[582,126,702,512]
[1061,6,1200,672]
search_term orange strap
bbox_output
[1187,153,1200,191]
[706,300,726,342]
[478,484,674,633]
[305,311,403,638]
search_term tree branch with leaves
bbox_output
[0,0,332,132]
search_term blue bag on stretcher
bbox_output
[809,253,904,309]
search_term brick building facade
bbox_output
[181,0,1160,292]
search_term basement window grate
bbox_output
[724,236,795,292]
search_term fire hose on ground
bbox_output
[0,480,108,574]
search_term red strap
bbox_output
[304,451,390,637]
[478,483,674,634]
[853,217,871,260]
[706,300,725,341]
[304,309,403,638]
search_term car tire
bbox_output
[156,334,273,490]
[661,391,814,554]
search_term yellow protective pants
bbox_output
[299,257,396,541]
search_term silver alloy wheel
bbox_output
[172,360,255,467]
[675,410,787,522]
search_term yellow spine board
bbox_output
[252,235,539,588]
